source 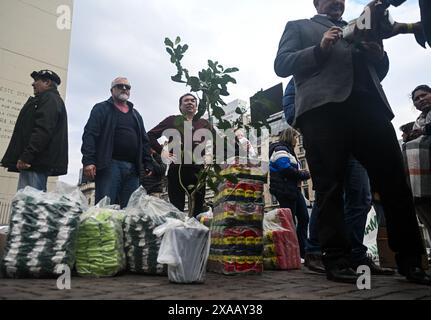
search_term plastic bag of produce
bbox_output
[263,208,300,270]
[0,226,8,260]
[76,197,126,277]
[1,183,86,278]
[124,187,186,275]
[208,164,265,275]
[155,217,210,284]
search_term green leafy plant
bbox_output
[165,36,243,217]
[165,36,240,129]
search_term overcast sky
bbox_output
[62,0,430,185]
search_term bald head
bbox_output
[111,77,130,89]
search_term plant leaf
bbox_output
[224,67,239,73]
[164,38,174,48]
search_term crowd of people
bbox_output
[1,0,430,287]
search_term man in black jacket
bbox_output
[1,70,68,192]
[81,77,153,208]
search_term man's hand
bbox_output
[84,165,97,180]
[161,150,177,164]
[320,27,343,53]
[359,41,385,63]
[300,169,311,179]
[16,160,31,171]
[144,169,153,177]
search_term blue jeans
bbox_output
[95,160,139,209]
[306,157,372,264]
[17,171,48,192]
[344,157,372,263]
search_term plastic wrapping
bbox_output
[214,179,264,204]
[156,218,210,284]
[196,209,213,228]
[219,157,268,182]
[124,187,186,275]
[0,226,8,262]
[1,184,85,278]
[208,159,266,275]
[76,197,126,277]
[263,209,301,270]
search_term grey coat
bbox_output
[274,15,393,122]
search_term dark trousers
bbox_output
[297,93,425,270]
[167,165,206,217]
[276,189,310,259]
[306,157,372,265]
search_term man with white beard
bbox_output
[81,77,153,208]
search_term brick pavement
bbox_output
[1,267,430,300]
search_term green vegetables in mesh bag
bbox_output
[76,198,126,277]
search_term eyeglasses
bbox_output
[113,84,131,90]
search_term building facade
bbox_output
[0,0,74,224]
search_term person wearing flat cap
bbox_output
[1,69,68,192]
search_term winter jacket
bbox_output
[282,78,296,126]
[81,97,153,173]
[1,88,68,175]
[269,141,310,200]
[148,115,213,165]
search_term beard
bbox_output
[116,93,129,102]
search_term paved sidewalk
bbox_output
[1,267,430,300]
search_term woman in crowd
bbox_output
[404,85,431,142]
[402,84,431,264]
[269,127,310,258]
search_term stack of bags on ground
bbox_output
[75,197,126,277]
[156,217,210,283]
[1,184,86,278]
[124,187,186,275]
[263,208,301,270]
[208,157,267,275]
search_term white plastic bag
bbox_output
[363,208,379,262]
[156,218,210,283]
[124,187,186,275]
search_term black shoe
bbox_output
[404,267,431,286]
[352,257,395,276]
[304,253,326,274]
[326,266,358,284]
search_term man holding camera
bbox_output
[81,77,153,208]
[274,0,430,285]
